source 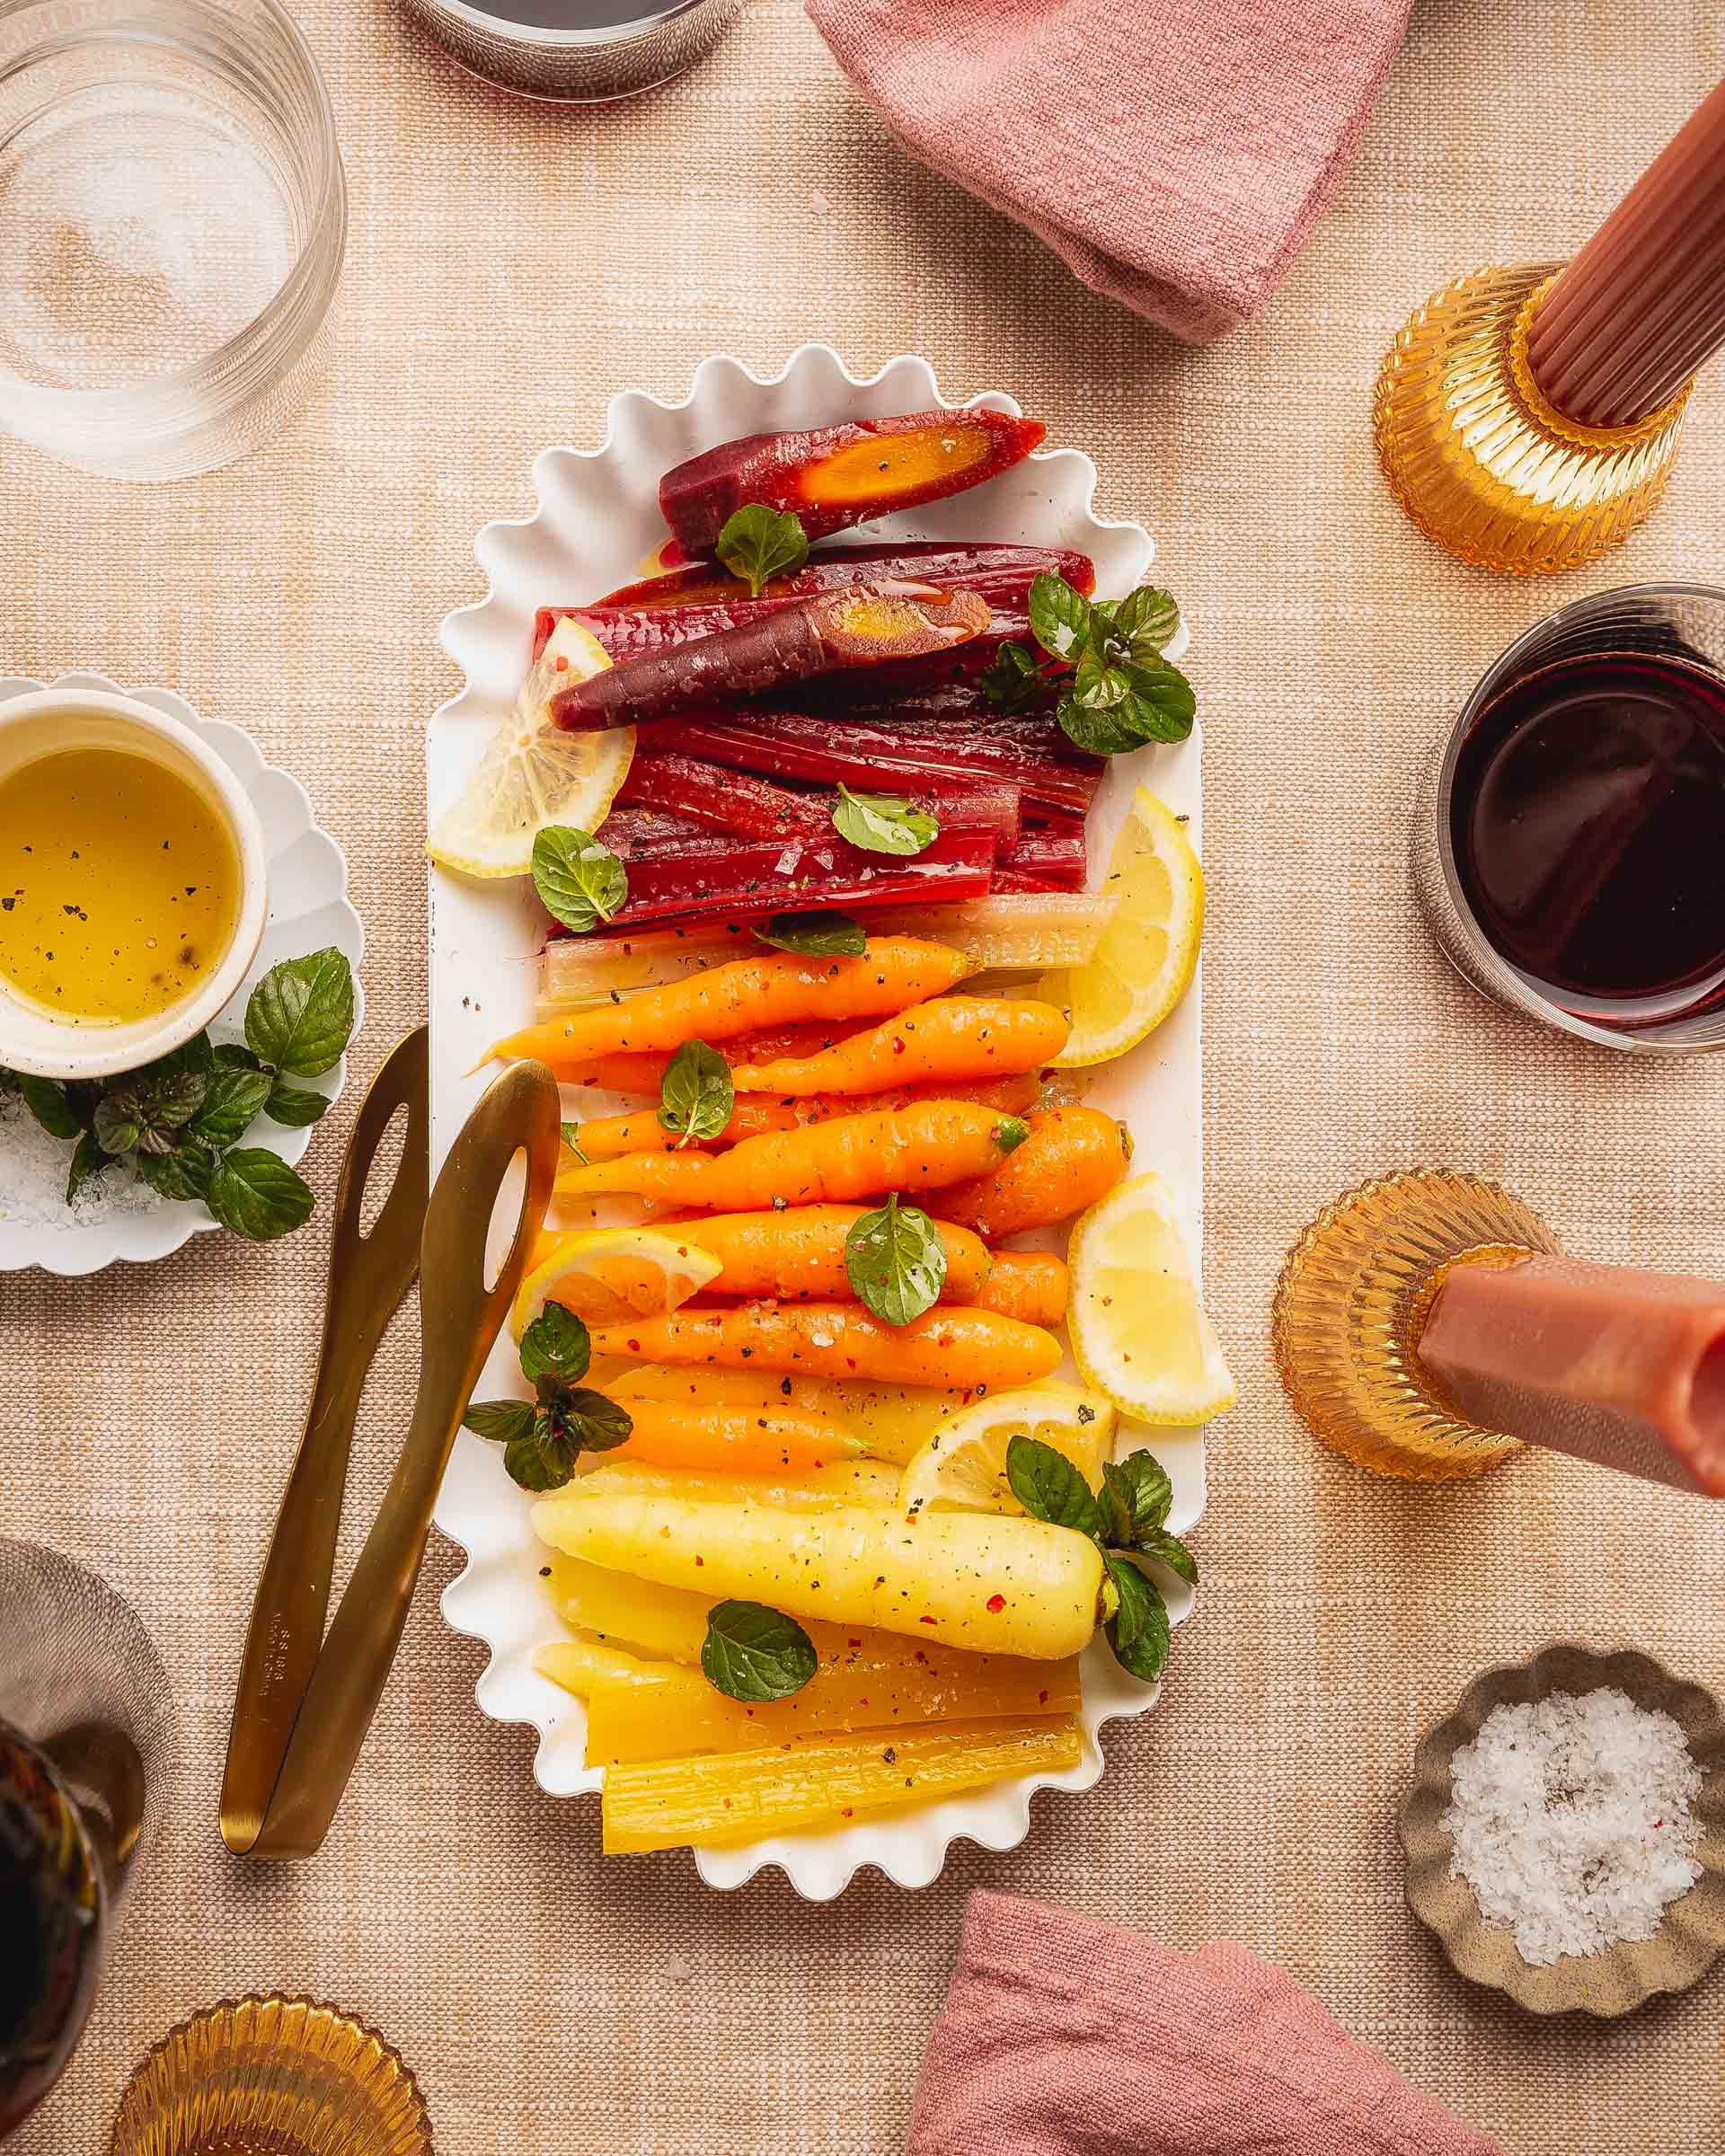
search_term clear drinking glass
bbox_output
[1411,583,1725,1052]
[0,0,345,481]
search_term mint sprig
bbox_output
[1005,1434,1195,1684]
[463,1298,633,1493]
[0,947,354,1239]
[979,572,1194,758]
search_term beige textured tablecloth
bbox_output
[4,4,1724,2151]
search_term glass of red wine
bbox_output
[1413,583,1725,1050]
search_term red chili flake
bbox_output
[848,1639,862,1648]
[986,1594,1006,1613]
[1038,1689,1048,1705]
[840,1807,854,1818]
[553,654,570,672]
[626,1338,641,1353]
[694,1555,703,1567]
[919,1614,936,1625]
[891,1035,907,1055]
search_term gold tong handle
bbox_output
[223,1053,561,1860]
[221,1027,430,1856]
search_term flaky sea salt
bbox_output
[0,1098,158,1229]
[1442,1686,1703,1966]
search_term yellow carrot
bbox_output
[569,1071,1040,1162]
[488,937,977,1066]
[935,1105,1131,1238]
[540,1554,712,1662]
[576,1642,1083,1764]
[532,1490,1105,1658]
[672,1204,991,1303]
[588,1301,1062,1388]
[555,1099,1030,1210]
[968,1250,1069,1325]
[554,1459,902,1510]
[730,998,1069,1097]
[605,1395,863,1475]
[600,1719,1084,1852]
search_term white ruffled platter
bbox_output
[0,671,363,1277]
[428,346,1204,1897]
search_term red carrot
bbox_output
[659,410,1047,550]
[550,585,990,733]
[595,541,1093,612]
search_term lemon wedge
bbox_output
[897,1383,1117,1516]
[1037,786,1202,1067]
[429,618,633,879]
[510,1226,721,1339]
[1067,1172,1234,1424]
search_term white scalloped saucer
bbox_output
[428,345,1205,1898]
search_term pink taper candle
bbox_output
[1418,1256,1725,1497]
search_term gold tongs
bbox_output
[221,1028,560,1859]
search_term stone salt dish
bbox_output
[1402,1644,1725,2015]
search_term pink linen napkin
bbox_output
[907,1891,1505,2155]
[805,0,1412,341]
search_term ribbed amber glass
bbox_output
[111,1997,430,2156]
[1374,263,1692,574]
[1272,1171,1562,1481]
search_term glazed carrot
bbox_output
[935,1106,1132,1239]
[555,1100,1030,1210]
[568,1071,1039,1162]
[545,1021,869,1096]
[671,1205,991,1303]
[485,937,977,1067]
[550,586,991,732]
[588,1301,1062,1388]
[730,997,1068,1097]
[608,1398,863,1476]
[658,410,1048,550]
[969,1251,1069,1325]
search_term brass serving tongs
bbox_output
[220,1028,561,1859]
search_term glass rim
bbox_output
[417,0,719,49]
[1434,579,1725,1056]
[0,0,345,446]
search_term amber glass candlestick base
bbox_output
[1374,264,1692,574]
[1272,1171,1561,1481]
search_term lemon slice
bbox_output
[897,1383,1117,1516]
[1068,1172,1234,1424]
[429,618,633,879]
[1037,786,1202,1067]
[510,1226,721,1339]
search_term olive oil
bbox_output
[0,746,241,1025]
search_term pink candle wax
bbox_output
[1417,1254,1725,1496]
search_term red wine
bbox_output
[0,1730,105,2137]
[1450,650,1725,1025]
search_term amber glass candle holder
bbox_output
[1272,1170,1561,1480]
[1374,264,1692,575]
[111,1997,430,2156]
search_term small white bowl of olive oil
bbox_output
[0,689,269,1079]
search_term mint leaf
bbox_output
[94,1067,207,1156]
[66,1130,105,1206]
[753,910,868,958]
[245,948,357,1077]
[205,1148,316,1240]
[1101,1452,1173,1543]
[560,1120,589,1166]
[1005,1435,1104,1537]
[845,1193,945,1327]
[714,505,809,599]
[190,1065,273,1146]
[463,1399,535,1447]
[559,1388,633,1454]
[701,1601,818,1701]
[135,1145,217,1204]
[532,825,628,935]
[1028,570,1091,659]
[1103,1551,1170,1683]
[1056,694,1148,756]
[505,1410,580,1492]
[262,1083,331,1128]
[214,1042,265,1071]
[658,1038,733,1149]
[519,1301,590,1389]
[978,641,1048,713]
[20,1075,81,1141]
[1115,658,1196,744]
[1140,1527,1198,1587]
[832,783,938,858]
[1111,585,1180,659]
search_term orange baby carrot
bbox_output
[589,1302,1063,1388]
[569,1072,1040,1161]
[935,1107,1131,1239]
[672,1205,992,1303]
[486,938,977,1066]
[967,1251,1069,1325]
[538,1020,870,1095]
[609,1398,863,1476]
[730,998,1069,1097]
[554,1100,1030,1211]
